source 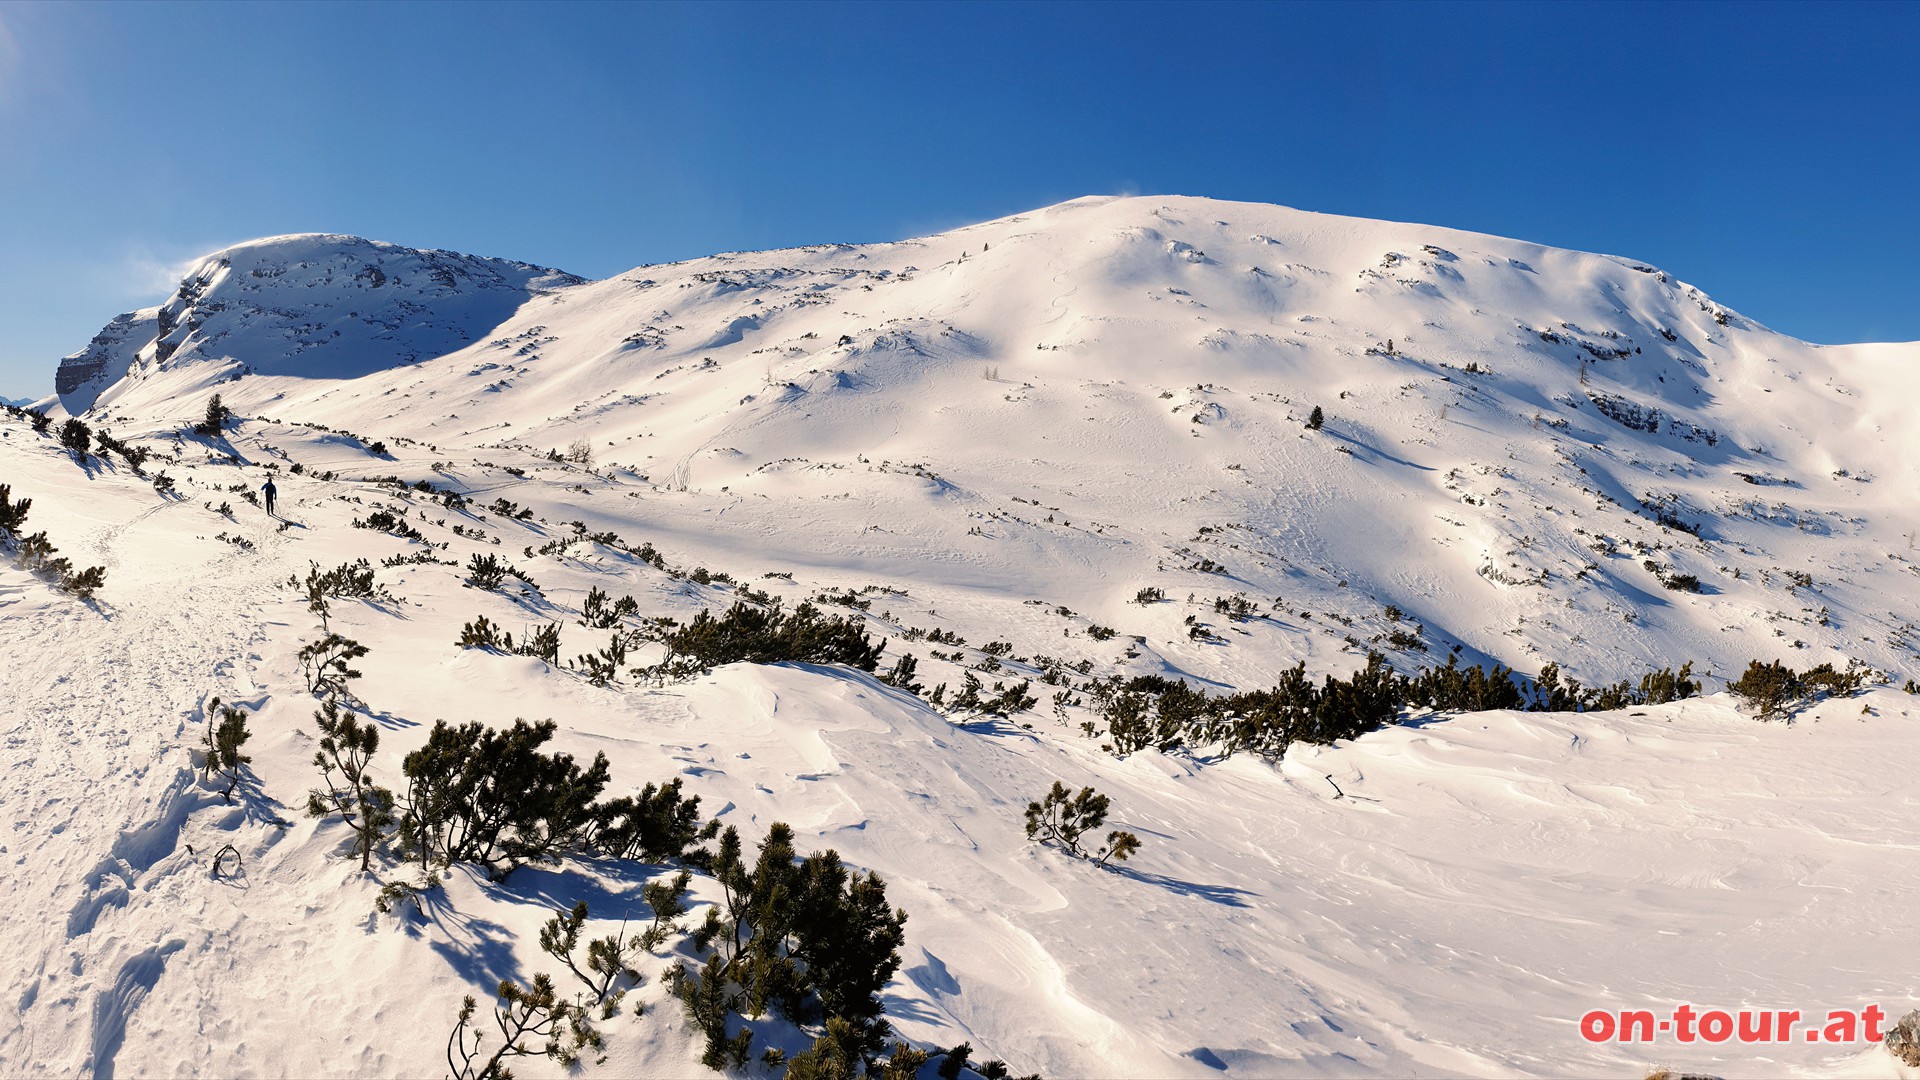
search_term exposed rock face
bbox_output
[54,310,160,407]
[54,234,583,414]
[1887,1009,1920,1067]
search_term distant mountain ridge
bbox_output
[54,233,582,414]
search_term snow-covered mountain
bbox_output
[54,196,1920,690]
[8,196,1920,1079]
[54,233,582,414]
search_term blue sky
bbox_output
[2,0,1916,399]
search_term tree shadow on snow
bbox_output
[359,702,420,731]
[502,859,674,923]
[1323,429,1436,472]
[1107,864,1256,908]
[419,882,529,990]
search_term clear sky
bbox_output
[2,0,1916,399]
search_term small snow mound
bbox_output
[1166,240,1210,263]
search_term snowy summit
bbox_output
[4,195,1919,1079]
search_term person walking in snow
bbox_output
[262,477,277,515]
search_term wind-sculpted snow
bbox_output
[8,195,1920,1076]
[0,433,1914,1076]
[64,194,1920,690]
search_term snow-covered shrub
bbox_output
[306,700,393,872]
[676,822,908,1064]
[587,777,715,863]
[298,632,369,697]
[1885,1010,1920,1067]
[651,600,883,680]
[59,417,92,457]
[465,552,517,590]
[397,718,610,879]
[0,484,29,540]
[1025,782,1140,869]
[202,696,253,803]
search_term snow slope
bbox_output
[54,195,1920,693]
[6,195,1920,1077]
[1,424,1915,1079]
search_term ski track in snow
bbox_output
[1,498,276,1078]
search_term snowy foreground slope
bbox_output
[3,431,1917,1079]
[6,195,1920,1077]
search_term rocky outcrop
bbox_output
[1887,1009,1920,1067]
[54,234,584,415]
[54,309,159,412]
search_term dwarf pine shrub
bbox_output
[59,417,92,457]
[457,615,507,650]
[465,552,516,590]
[0,484,29,540]
[445,974,570,1080]
[0,490,106,598]
[650,600,883,680]
[1729,660,1801,720]
[306,700,393,872]
[1729,658,1868,720]
[587,777,717,863]
[397,718,611,879]
[202,697,253,803]
[580,586,639,629]
[297,558,394,604]
[298,632,368,697]
[675,822,908,1064]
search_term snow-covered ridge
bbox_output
[53,195,1920,692]
[55,233,582,414]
